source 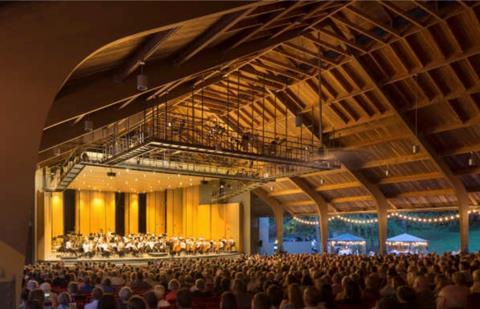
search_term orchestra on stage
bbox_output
[52,231,236,258]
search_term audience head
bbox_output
[91,286,104,300]
[143,290,158,309]
[127,295,148,309]
[97,294,116,309]
[57,291,71,306]
[252,292,271,309]
[220,291,237,309]
[119,286,133,302]
[176,288,193,309]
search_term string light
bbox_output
[329,215,378,224]
[293,209,480,226]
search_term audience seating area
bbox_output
[20,253,480,309]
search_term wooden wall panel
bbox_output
[51,192,64,237]
[75,190,116,235]
[146,191,166,234]
[105,192,115,232]
[125,193,139,234]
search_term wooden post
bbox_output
[318,207,328,253]
[274,209,284,252]
[377,206,387,254]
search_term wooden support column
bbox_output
[377,205,388,255]
[274,208,284,252]
[289,177,330,253]
[252,188,286,252]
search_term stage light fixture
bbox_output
[295,114,303,127]
[412,144,419,154]
[468,152,475,167]
[84,120,93,132]
[136,61,148,91]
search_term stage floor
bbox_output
[41,252,242,265]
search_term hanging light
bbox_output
[137,61,148,91]
[468,152,475,167]
[412,144,419,154]
[84,120,93,132]
[295,113,303,127]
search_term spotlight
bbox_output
[84,120,93,132]
[136,61,148,91]
[295,114,303,127]
[319,179,325,185]
[385,169,390,177]
[468,152,475,167]
[412,144,419,154]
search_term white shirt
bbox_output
[84,300,98,309]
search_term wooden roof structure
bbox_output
[39,0,480,217]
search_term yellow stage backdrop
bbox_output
[76,190,115,235]
[41,186,242,257]
[146,191,166,234]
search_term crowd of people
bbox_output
[21,252,480,309]
[54,232,236,258]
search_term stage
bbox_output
[41,252,242,265]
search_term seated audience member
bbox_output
[67,282,81,302]
[117,286,133,309]
[266,284,283,309]
[80,277,94,294]
[361,274,381,308]
[130,271,152,290]
[317,283,335,309]
[437,272,470,309]
[166,278,181,302]
[220,291,238,309]
[40,282,58,308]
[303,286,321,309]
[99,278,114,294]
[395,286,417,309]
[24,300,44,309]
[413,276,435,309]
[471,269,480,293]
[56,292,72,309]
[153,285,170,308]
[127,295,148,309]
[28,289,46,308]
[85,287,104,309]
[176,288,193,309]
[97,294,116,309]
[375,295,400,309]
[252,292,271,309]
[231,278,252,309]
[143,290,158,309]
[336,279,367,309]
[280,283,304,309]
[191,278,212,298]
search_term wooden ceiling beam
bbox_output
[175,8,256,64]
[316,181,360,191]
[377,172,444,185]
[290,176,335,210]
[45,26,306,131]
[115,27,180,81]
[387,188,455,198]
[252,187,288,216]
[229,1,305,50]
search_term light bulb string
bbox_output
[292,209,480,225]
